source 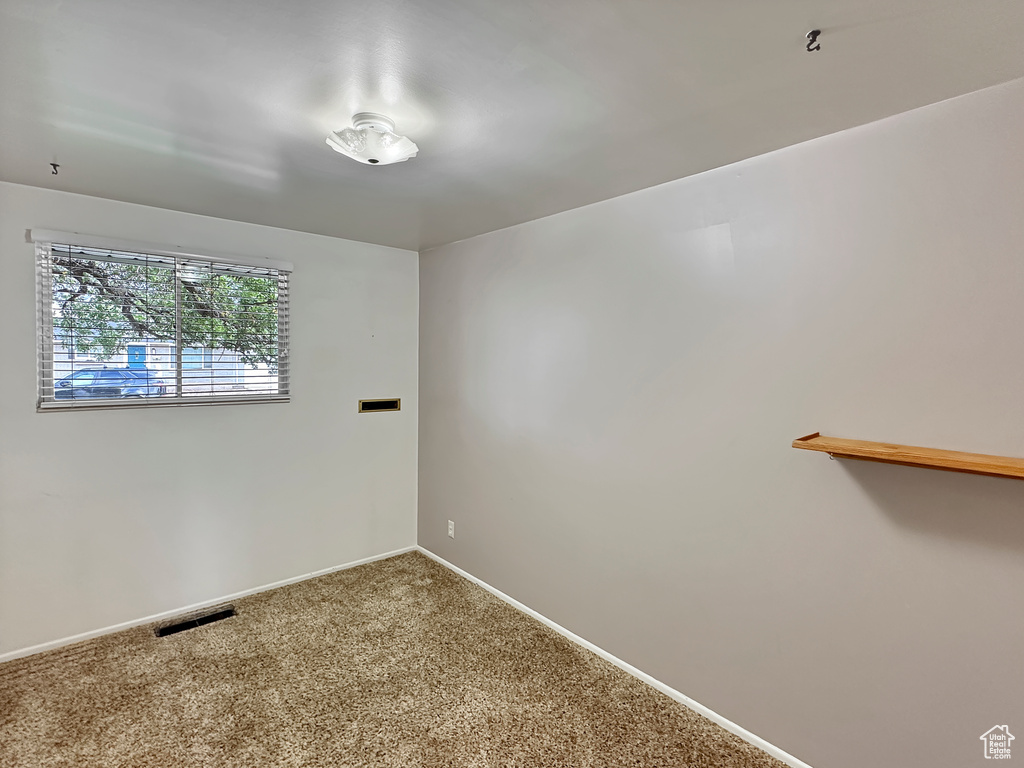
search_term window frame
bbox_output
[33,229,292,412]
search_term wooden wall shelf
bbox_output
[792,433,1024,480]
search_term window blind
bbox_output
[36,239,290,410]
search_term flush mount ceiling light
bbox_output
[326,112,418,165]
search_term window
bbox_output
[35,231,291,410]
[182,348,205,369]
[181,347,216,369]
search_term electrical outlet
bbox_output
[447,520,455,539]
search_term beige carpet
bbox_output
[0,551,786,767]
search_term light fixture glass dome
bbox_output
[326,113,418,165]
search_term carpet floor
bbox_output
[0,552,786,767]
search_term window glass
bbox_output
[38,242,290,409]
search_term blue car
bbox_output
[54,368,168,399]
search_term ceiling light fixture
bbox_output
[326,113,418,166]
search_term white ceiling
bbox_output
[2,0,1024,251]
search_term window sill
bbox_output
[38,394,290,412]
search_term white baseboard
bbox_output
[417,546,813,768]
[0,545,417,664]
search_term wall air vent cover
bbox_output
[359,398,401,413]
[155,605,236,637]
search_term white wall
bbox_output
[419,77,1024,768]
[0,182,418,656]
